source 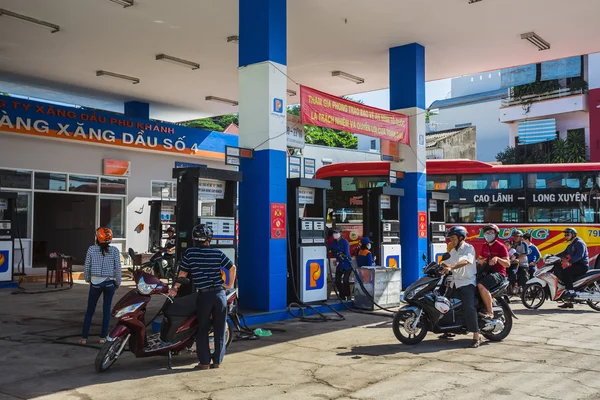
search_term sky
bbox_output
[350,78,452,110]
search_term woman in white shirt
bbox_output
[441,226,482,348]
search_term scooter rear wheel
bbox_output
[95,336,126,373]
[208,320,234,354]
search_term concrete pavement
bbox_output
[1,281,600,399]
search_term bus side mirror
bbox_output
[441,252,451,261]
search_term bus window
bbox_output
[461,174,523,190]
[527,172,582,189]
[426,175,457,191]
[450,205,525,223]
[528,207,596,223]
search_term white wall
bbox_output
[429,100,508,161]
[500,94,588,123]
[451,70,502,97]
[356,134,380,153]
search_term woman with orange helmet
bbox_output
[78,227,122,345]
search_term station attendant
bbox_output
[329,229,353,300]
[356,237,375,267]
[164,226,176,254]
[169,225,237,370]
[79,227,122,345]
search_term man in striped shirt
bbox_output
[170,224,236,370]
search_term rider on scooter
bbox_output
[555,228,589,307]
[440,226,482,348]
[510,231,529,293]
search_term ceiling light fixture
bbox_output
[108,0,134,7]
[521,32,550,51]
[205,96,238,106]
[287,89,297,97]
[332,70,364,84]
[156,54,199,70]
[96,70,140,84]
[0,9,60,33]
[227,35,239,43]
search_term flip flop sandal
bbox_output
[478,312,494,319]
[469,337,482,348]
[77,339,87,345]
[98,338,107,344]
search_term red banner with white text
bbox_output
[300,86,409,145]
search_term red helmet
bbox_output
[482,224,500,234]
[96,227,113,244]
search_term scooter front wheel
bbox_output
[521,283,545,309]
[392,308,428,345]
[95,336,127,373]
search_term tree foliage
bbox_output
[286,97,360,150]
[181,114,239,132]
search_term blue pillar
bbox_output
[237,0,288,311]
[389,43,428,287]
[124,101,150,120]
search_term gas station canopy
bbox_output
[1,0,599,122]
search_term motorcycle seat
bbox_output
[574,269,600,286]
[488,279,510,296]
[164,293,197,317]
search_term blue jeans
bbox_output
[82,280,116,339]
[196,289,227,365]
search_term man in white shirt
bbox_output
[441,226,481,348]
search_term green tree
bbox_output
[182,118,224,131]
[563,129,586,163]
[495,146,517,165]
[286,97,361,150]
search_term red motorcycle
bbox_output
[95,250,235,372]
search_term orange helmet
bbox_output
[96,227,113,244]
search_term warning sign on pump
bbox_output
[418,211,427,238]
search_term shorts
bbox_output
[478,272,504,291]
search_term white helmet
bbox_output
[435,296,452,314]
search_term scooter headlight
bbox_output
[137,276,157,295]
[115,302,145,318]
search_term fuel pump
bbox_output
[172,166,242,294]
[287,178,330,304]
[361,187,404,271]
[0,192,16,283]
[148,199,177,252]
[428,192,449,263]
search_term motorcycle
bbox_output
[392,253,515,345]
[521,254,600,311]
[95,250,234,372]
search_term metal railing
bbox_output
[501,87,585,107]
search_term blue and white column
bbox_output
[237,0,288,311]
[124,101,149,119]
[389,43,428,287]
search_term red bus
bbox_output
[316,160,600,269]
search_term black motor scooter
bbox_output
[392,253,517,345]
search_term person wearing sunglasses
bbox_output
[555,228,589,307]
